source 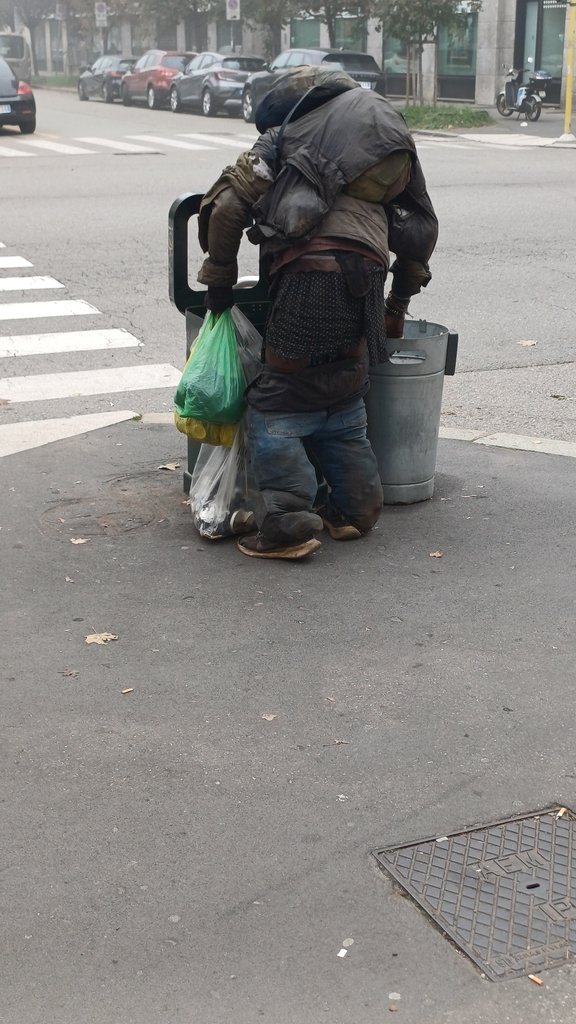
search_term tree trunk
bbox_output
[326,12,336,47]
[418,40,423,105]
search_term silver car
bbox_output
[170,53,266,117]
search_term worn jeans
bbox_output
[246,399,383,544]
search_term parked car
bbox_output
[121,49,196,109]
[78,55,135,103]
[0,55,35,133]
[170,52,266,116]
[0,32,32,82]
[241,48,386,122]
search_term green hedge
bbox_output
[402,105,493,130]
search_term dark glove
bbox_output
[205,286,234,314]
[385,294,408,339]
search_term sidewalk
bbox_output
[415,106,576,147]
[3,419,575,1023]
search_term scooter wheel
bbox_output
[526,97,541,122]
[496,94,513,117]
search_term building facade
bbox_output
[28,0,573,109]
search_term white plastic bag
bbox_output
[189,422,256,540]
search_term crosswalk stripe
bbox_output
[75,136,159,153]
[0,256,33,269]
[0,299,99,321]
[0,328,140,358]
[0,410,137,459]
[128,134,214,151]
[17,139,96,155]
[0,144,35,158]
[0,363,181,403]
[0,243,5,247]
[0,276,64,292]
[177,133,250,149]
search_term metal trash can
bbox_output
[364,319,459,505]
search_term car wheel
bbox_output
[242,88,254,123]
[19,118,36,134]
[202,88,219,117]
[78,82,88,101]
[170,86,181,113]
[103,82,114,103]
[122,84,131,106]
[147,85,158,110]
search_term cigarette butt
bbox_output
[556,807,568,818]
[528,974,544,986]
[121,688,134,694]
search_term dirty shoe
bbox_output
[237,535,321,560]
[318,506,362,541]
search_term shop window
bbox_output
[540,0,566,77]
[334,16,366,51]
[216,19,242,52]
[290,18,321,49]
[438,13,478,77]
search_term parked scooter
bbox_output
[496,58,552,122]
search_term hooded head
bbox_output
[254,64,358,134]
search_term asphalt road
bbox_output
[2,89,576,1024]
[1,88,575,442]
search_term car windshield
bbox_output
[161,55,188,70]
[0,34,25,59]
[221,57,264,71]
[323,53,380,72]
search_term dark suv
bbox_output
[241,48,386,122]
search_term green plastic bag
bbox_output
[174,310,245,426]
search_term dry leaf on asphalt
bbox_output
[261,713,277,721]
[429,550,443,558]
[84,632,118,645]
[60,668,79,677]
[158,462,180,472]
[70,537,89,545]
[517,339,538,347]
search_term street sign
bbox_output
[226,0,240,20]
[94,1,107,28]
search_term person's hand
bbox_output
[205,286,234,314]
[385,311,405,338]
[385,295,408,339]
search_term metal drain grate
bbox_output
[373,806,576,981]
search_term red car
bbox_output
[121,49,196,109]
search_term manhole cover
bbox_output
[373,806,576,981]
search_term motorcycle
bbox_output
[496,60,552,122]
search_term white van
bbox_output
[0,33,32,82]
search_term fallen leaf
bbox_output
[429,550,443,558]
[121,688,134,695]
[84,632,118,645]
[261,713,277,721]
[60,668,79,677]
[158,462,180,472]
[517,339,538,347]
[70,537,89,545]
[528,974,544,986]
[64,576,74,583]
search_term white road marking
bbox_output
[75,136,159,153]
[0,327,140,358]
[0,256,33,269]
[0,410,137,458]
[0,363,181,403]
[0,242,5,247]
[178,133,250,149]
[0,144,36,157]
[128,134,214,150]
[17,139,96,155]
[0,299,100,321]
[0,276,64,291]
